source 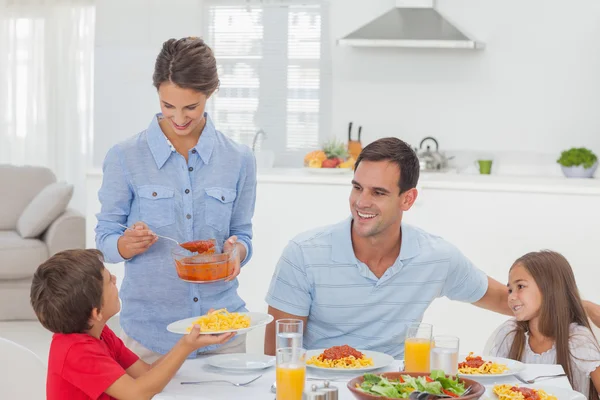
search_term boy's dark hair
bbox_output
[30,249,105,334]
[354,137,420,194]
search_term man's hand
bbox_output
[583,300,600,328]
[117,222,158,259]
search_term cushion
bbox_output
[0,165,56,230]
[0,231,48,279]
[16,182,73,238]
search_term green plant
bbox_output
[557,147,598,168]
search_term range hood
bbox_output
[337,0,484,50]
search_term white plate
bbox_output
[166,312,274,335]
[205,353,275,371]
[457,354,526,378]
[305,349,394,372]
[304,167,352,174]
[483,384,586,400]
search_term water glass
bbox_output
[430,335,460,375]
[276,347,306,400]
[276,319,303,350]
[404,322,432,372]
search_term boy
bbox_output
[30,249,234,400]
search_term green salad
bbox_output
[358,370,466,398]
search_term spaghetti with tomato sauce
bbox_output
[307,345,374,369]
[493,384,557,400]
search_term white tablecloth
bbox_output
[153,357,572,400]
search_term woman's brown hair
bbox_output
[506,250,598,399]
[153,37,220,95]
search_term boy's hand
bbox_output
[117,221,158,259]
[182,325,235,351]
[223,236,241,281]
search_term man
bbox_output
[264,137,600,357]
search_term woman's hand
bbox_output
[223,236,242,281]
[117,221,158,259]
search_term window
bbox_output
[204,0,330,161]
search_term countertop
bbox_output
[87,167,600,195]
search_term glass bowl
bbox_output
[171,241,237,283]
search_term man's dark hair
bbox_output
[30,249,105,333]
[354,137,420,193]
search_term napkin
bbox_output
[518,364,565,381]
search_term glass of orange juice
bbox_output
[404,322,432,372]
[276,347,306,400]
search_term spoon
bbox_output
[117,223,180,246]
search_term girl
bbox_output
[95,37,257,362]
[490,250,600,398]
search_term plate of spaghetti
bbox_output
[166,309,274,335]
[491,384,585,400]
[458,352,525,377]
[306,345,393,371]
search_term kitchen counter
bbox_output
[256,168,600,196]
[87,167,600,195]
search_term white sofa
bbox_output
[0,165,85,320]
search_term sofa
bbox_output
[0,165,85,320]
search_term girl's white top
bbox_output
[490,319,600,398]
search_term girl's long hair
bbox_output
[505,251,598,399]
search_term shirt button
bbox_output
[188,167,193,172]
[192,149,197,154]
[152,192,157,197]
[186,214,191,219]
[221,195,225,201]
[193,297,198,302]
[185,189,190,194]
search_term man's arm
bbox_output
[264,306,308,356]
[473,276,512,316]
[583,300,600,328]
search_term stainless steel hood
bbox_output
[337,0,484,50]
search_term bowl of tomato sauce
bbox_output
[171,239,237,283]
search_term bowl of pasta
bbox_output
[306,345,394,372]
[348,371,485,400]
[166,308,274,335]
[457,353,525,377]
[492,384,566,400]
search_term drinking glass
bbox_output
[276,319,303,350]
[276,347,306,400]
[430,335,460,375]
[404,322,432,372]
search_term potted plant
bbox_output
[556,147,598,178]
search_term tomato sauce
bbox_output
[322,345,364,360]
[179,240,216,253]
[458,354,485,368]
[511,387,540,400]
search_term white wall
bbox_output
[94,0,600,167]
[329,0,600,154]
[93,0,205,167]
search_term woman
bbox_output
[95,37,256,362]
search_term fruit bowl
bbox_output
[171,242,238,283]
[304,139,356,171]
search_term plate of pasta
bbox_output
[306,345,394,372]
[458,352,525,377]
[166,309,274,335]
[490,384,584,400]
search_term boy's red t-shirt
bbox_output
[47,325,139,400]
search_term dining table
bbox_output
[153,356,574,400]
